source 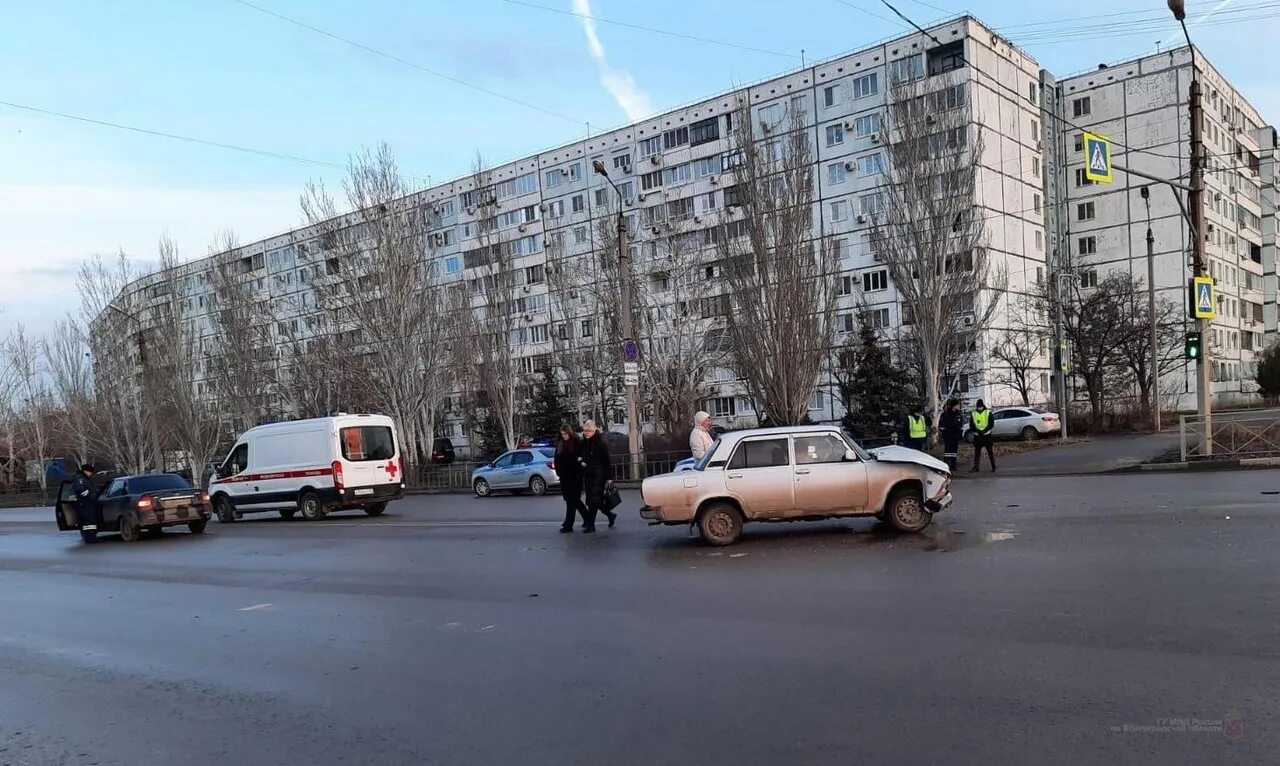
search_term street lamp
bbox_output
[592,160,643,479]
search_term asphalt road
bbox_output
[2,472,1279,765]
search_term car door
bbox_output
[215,443,252,504]
[99,478,128,528]
[791,433,869,514]
[488,452,517,488]
[993,410,1028,438]
[55,481,79,530]
[724,437,794,518]
[507,451,535,489]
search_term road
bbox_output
[2,472,1278,765]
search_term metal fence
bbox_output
[0,488,49,509]
[1180,410,1280,461]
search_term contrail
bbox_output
[571,0,654,121]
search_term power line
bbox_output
[0,98,346,170]
[498,0,800,60]
[229,0,582,125]
[830,0,908,28]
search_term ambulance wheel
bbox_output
[299,491,327,521]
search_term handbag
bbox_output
[603,484,623,511]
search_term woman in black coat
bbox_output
[939,399,964,472]
[554,425,588,533]
[578,420,616,533]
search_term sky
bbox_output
[2,0,1276,335]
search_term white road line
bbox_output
[273,520,560,528]
[238,603,273,611]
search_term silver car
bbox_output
[964,407,1062,442]
[639,425,953,546]
[471,449,560,497]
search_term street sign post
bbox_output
[621,338,641,363]
[1082,132,1113,184]
[1189,276,1216,320]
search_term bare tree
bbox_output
[206,230,279,434]
[990,309,1047,407]
[870,75,1005,433]
[4,324,53,493]
[1117,281,1184,422]
[42,317,94,466]
[301,143,451,464]
[716,99,838,426]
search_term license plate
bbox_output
[354,488,374,496]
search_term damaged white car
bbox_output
[640,426,952,546]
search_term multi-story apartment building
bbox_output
[1056,48,1275,407]
[94,15,1274,455]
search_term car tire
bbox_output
[1020,426,1039,442]
[885,489,931,533]
[215,497,236,524]
[698,502,744,546]
[364,502,387,516]
[299,491,327,521]
[188,520,208,534]
[119,514,141,543]
[79,528,97,544]
[529,476,548,496]
[473,478,491,497]
[279,509,297,520]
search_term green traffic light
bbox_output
[1184,332,1201,360]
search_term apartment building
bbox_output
[1056,48,1275,407]
[94,16,1275,454]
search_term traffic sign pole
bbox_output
[1189,71,1212,456]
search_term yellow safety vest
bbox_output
[971,409,990,432]
[908,415,927,439]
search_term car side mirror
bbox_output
[844,449,859,462]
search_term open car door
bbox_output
[54,481,80,531]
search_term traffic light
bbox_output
[1185,331,1202,361]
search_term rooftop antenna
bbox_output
[801,48,806,67]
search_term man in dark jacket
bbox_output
[969,399,996,472]
[939,400,964,472]
[578,420,616,533]
[71,463,100,530]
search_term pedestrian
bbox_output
[72,463,100,532]
[690,410,715,461]
[969,399,996,472]
[578,420,616,533]
[904,406,928,452]
[554,425,588,534]
[939,399,964,472]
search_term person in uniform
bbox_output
[969,399,996,472]
[904,407,928,452]
[71,463,100,530]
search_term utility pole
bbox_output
[1171,0,1213,455]
[592,160,643,480]
[1143,186,1161,434]
[1055,271,1071,440]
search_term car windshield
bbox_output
[839,432,875,461]
[693,440,722,470]
[128,474,192,493]
[340,426,396,461]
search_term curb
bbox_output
[1131,458,1280,472]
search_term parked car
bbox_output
[209,413,405,523]
[430,437,456,465]
[472,448,559,497]
[640,425,953,546]
[56,473,211,543]
[963,407,1061,443]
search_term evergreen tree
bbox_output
[837,317,918,442]
[523,372,572,439]
[1256,343,1280,402]
[475,411,510,460]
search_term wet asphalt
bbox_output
[2,470,1279,765]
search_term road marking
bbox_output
[238,603,273,611]
[273,520,560,528]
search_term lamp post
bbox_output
[1142,186,1162,433]
[592,160,643,479]
[1169,0,1213,454]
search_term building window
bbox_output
[836,275,855,296]
[641,170,664,191]
[1077,201,1096,221]
[663,126,689,150]
[862,269,888,292]
[810,390,826,411]
[663,163,692,185]
[859,193,884,216]
[693,156,722,179]
[613,153,631,170]
[857,153,884,176]
[574,226,587,244]
[837,313,856,333]
[572,195,585,213]
[851,72,878,99]
[1078,236,1097,255]
[828,163,847,185]
[580,319,593,338]
[524,264,545,284]
[1080,269,1098,288]
[790,95,807,120]
[1074,134,1083,152]
[1032,157,1041,178]
[823,84,842,108]
[595,188,608,207]
[830,200,849,222]
[854,113,881,137]
[888,55,924,84]
[638,136,663,159]
[1031,118,1040,142]
[825,123,845,147]
[833,237,848,260]
[444,256,460,274]
[1074,168,1096,187]
[1033,194,1041,214]
[1035,230,1043,251]
[708,396,737,418]
[545,169,565,188]
[1028,83,1039,105]
[689,117,720,146]
[862,307,891,329]
[1072,96,1092,118]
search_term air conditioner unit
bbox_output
[844,120,855,130]
[960,314,976,328]
[543,238,552,248]
[709,175,719,185]
[622,163,633,174]
[1035,140,1043,150]
[651,225,663,235]
[539,203,548,212]
[693,216,702,224]
[466,206,477,215]
[845,161,856,171]
[760,121,773,133]
[518,223,527,233]
[1229,185,1236,193]
[651,155,663,166]
[523,314,533,323]
[856,215,867,224]
[522,284,531,293]
[637,192,647,202]
[432,206,441,215]
[624,197,635,206]
[871,135,881,144]
[925,115,936,124]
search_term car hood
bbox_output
[869,445,950,474]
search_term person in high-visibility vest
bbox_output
[939,399,964,471]
[904,407,928,452]
[969,399,996,472]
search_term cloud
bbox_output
[571,0,654,121]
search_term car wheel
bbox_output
[885,489,931,533]
[473,478,491,497]
[188,520,208,534]
[364,502,387,516]
[529,476,548,496]
[279,509,297,520]
[215,497,236,523]
[118,514,141,543]
[299,491,327,521]
[1020,426,1039,442]
[79,528,97,544]
[698,502,744,546]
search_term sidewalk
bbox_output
[960,432,1181,477]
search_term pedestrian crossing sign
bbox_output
[1082,132,1112,183]
[1190,276,1216,320]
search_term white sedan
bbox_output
[640,425,953,546]
[964,407,1061,442]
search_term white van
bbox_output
[209,414,405,522]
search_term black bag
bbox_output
[603,485,622,511]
